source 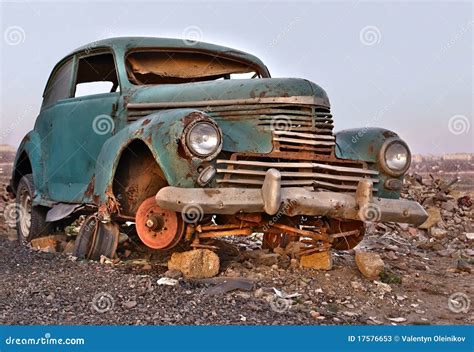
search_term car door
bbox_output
[41,50,120,203]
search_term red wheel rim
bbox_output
[135,197,184,249]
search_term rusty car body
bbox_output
[10,37,428,258]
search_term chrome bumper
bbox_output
[156,169,428,226]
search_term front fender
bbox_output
[335,128,405,199]
[334,127,399,162]
[11,131,45,196]
[91,109,203,204]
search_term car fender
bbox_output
[88,108,203,205]
[11,131,45,197]
[334,127,400,162]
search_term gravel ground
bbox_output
[0,231,472,326]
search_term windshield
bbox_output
[126,51,263,85]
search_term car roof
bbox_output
[68,36,268,72]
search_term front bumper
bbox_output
[156,169,428,226]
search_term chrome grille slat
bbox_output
[274,137,335,146]
[273,131,335,140]
[216,168,379,183]
[216,160,379,175]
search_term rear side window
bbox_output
[74,53,119,97]
[42,58,74,108]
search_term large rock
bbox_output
[300,251,332,270]
[418,207,442,229]
[168,249,219,279]
[30,234,66,253]
[355,251,384,280]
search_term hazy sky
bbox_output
[1,0,472,155]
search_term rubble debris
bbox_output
[300,251,332,270]
[418,207,442,229]
[191,277,254,295]
[157,277,178,286]
[355,251,384,280]
[168,249,220,279]
[30,234,66,253]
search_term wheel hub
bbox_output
[135,197,184,249]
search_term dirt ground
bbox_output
[0,155,473,325]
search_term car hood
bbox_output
[127,78,330,108]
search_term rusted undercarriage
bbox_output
[133,195,365,255]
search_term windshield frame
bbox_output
[124,47,270,86]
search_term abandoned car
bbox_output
[9,37,428,259]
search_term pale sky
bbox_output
[1,0,473,155]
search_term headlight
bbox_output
[379,139,411,176]
[184,120,222,158]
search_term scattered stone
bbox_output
[300,251,332,270]
[418,207,442,229]
[167,249,219,279]
[30,235,66,253]
[309,310,320,319]
[355,251,384,280]
[157,277,178,286]
[430,227,447,239]
[254,288,264,298]
[122,300,137,309]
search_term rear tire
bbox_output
[15,174,52,243]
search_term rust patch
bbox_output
[84,175,95,198]
[142,118,151,126]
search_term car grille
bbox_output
[127,100,379,192]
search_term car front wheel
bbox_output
[15,174,52,243]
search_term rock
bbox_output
[430,227,447,239]
[164,269,182,279]
[122,300,137,309]
[290,258,299,269]
[167,249,219,279]
[309,310,320,319]
[30,235,64,253]
[418,207,442,229]
[465,233,474,241]
[254,288,264,298]
[355,251,384,280]
[300,251,332,270]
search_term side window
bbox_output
[42,59,74,108]
[74,53,119,98]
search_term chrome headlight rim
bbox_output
[378,138,411,177]
[182,115,223,160]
